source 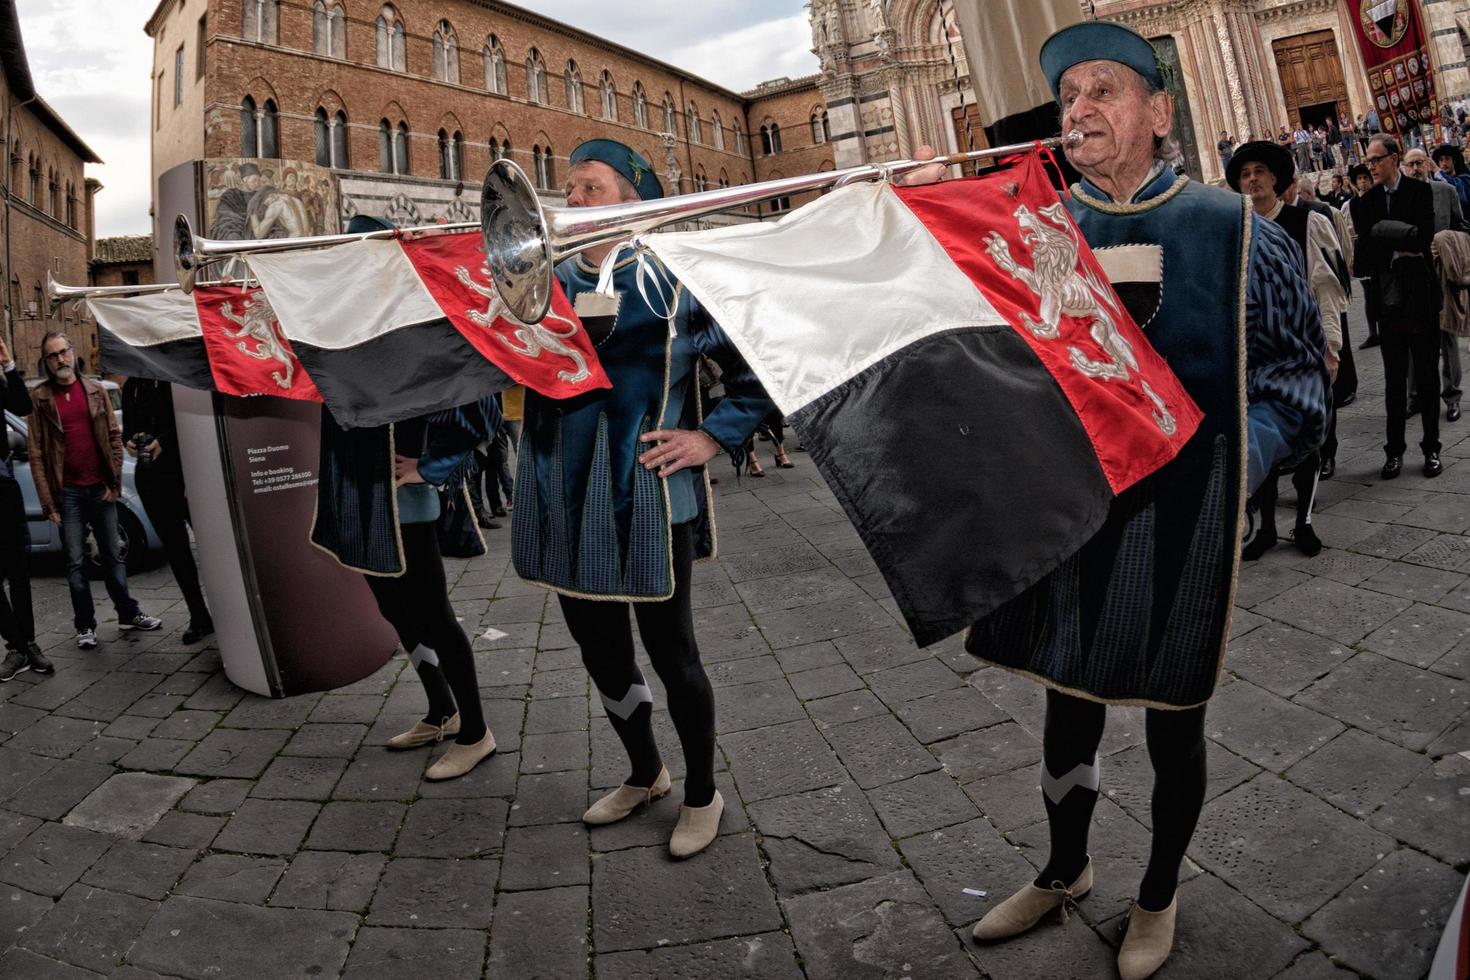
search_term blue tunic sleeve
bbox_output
[684,301,777,457]
[1244,215,1331,492]
[416,395,503,488]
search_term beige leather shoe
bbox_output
[669,790,724,859]
[424,729,496,780]
[583,767,672,826]
[1117,896,1177,980]
[971,858,1093,942]
[386,713,460,750]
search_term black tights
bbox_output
[559,522,716,807]
[1247,453,1320,540]
[366,522,486,744]
[1036,688,1207,912]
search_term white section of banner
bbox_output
[952,0,1082,126]
[245,239,442,350]
[643,181,1005,414]
[88,290,202,346]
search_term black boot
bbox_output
[1241,524,1277,561]
[1293,524,1322,557]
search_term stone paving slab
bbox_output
[0,305,1465,978]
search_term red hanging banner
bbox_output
[1346,0,1439,136]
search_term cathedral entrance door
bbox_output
[1274,30,1350,128]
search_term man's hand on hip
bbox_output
[639,428,721,477]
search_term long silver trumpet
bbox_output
[172,214,478,293]
[46,269,253,313]
[482,132,1085,324]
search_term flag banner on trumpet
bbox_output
[242,230,611,426]
[950,0,1081,144]
[91,286,323,403]
[641,153,1203,646]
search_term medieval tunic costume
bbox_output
[511,139,775,857]
[310,216,504,782]
[965,22,1329,979]
[512,254,772,598]
[967,162,1330,706]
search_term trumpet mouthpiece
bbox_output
[1063,130,1086,148]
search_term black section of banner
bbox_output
[983,102,1081,187]
[292,317,514,428]
[98,329,216,391]
[791,325,1112,647]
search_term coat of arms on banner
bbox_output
[984,202,1177,436]
[1360,0,1409,48]
[453,259,592,385]
[219,291,298,390]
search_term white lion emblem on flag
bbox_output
[985,202,1175,436]
[219,291,297,390]
[455,262,592,385]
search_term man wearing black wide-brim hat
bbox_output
[1226,140,1345,561]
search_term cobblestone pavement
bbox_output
[0,308,1467,979]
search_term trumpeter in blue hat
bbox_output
[567,138,663,201]
[512,136,774,860]
[961,18,1331,980]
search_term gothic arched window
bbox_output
[376,6,406,71]
[240,96,258,156]
[633,82,648,129]
[564,61,583,113]
[242,0,279,44]
[526,49,548,104]
[600,71,617,121]
[533,144,554,190]
[433,20,459,83]
[484,36,507,94]
[438,129,463,179]
[314,107,331,166]
[313,2,345,57]
[395,121,410,174]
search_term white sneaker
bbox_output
[76,628,98,649]
[120,613,162,632]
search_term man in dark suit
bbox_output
[1353,135,1442,478]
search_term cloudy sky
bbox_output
[14,0,818,238]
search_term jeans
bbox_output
[62,484,140,630]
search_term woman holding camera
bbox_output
[121,378,214,645]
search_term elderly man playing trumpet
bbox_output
[916,21,1329,979]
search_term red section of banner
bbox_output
[1346,0,1438,136]
[895,155,1203,495]
[400,232,611,399]
[194,286,323,402]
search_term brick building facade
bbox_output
[91,236,157,289]
[2,0,102,375]
[146,0,836,242]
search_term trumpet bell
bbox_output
[174,214,200,292]
[481,158,555,325]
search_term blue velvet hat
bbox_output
[346,214,394,234]
[1040,21,1165,100]
[569,139,663,200]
